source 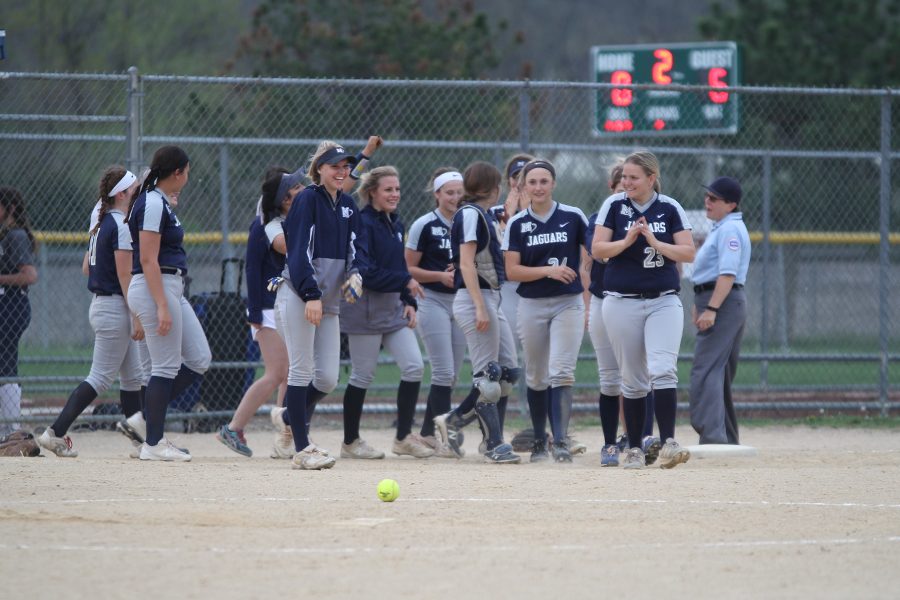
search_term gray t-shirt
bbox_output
[0,228,35,278]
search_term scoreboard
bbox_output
[591,42,740,137]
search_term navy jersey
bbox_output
[355,205,414,300]
[282,184,368,314]
[127,189,187,275]
[597,192,691,294]
[245,216,286,324]
[585,212,606,299]
[88,209,132,295]
[503,202,588,298]
[340,205,415,334]
[450,203,505,290]
[405,209,454,295]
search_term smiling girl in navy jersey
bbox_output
[503,160,589,463]
[591,151,694,470]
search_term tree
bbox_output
[698,0,900,87]
[229,0,518,79]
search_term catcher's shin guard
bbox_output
[474,401,504,451]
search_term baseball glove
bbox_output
[511,427,536,452]
[0,431,41,457]
[341,272,363,304]
[266,276,284,292]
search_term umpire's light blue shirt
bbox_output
[691,212,751,285]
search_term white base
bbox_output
[684,444,758,459]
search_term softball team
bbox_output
[591,151,694,470]
[434,161,521,464]
[38,167,144,457]
[216,166,299,458]
[405,168,467,458]
[127,146,212,462]
[339,166,433,460]
[503,160,589,463]
[271,140,372,470]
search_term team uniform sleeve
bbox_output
[264,219,284,248]
[140,192,166,233]
[5,230,34,267]
[89,201,101,232]
[598,195,617,231]
[668,199,692,234]
[284,190,322,301]
[114,216,133,252]
[460,208,481,244]
[244,228,265,324]
[405,215,427,251]
[715,221,743,277]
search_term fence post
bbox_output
[126,66,141,174]
[219,143,233,271]
[760,153,772,391]
[518,80,530,153]
[878,92,892,417]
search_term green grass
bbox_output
[19,337,898,397]
[739,414,900,428]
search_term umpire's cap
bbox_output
[702,176,742,204]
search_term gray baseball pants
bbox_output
[601,294,683,399]
[85,294,143,393]
[274,285,341,392]
[452,288,517,376]
[128,274,211,379]
[415,291,466,387]
[348,327,424,388]
[517,294,584,390]
[690,288,746,444]
[588,294,622,396]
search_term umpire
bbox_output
[689,177,750,445]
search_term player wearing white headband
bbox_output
[404,167,467,457]
[39,166,145,457]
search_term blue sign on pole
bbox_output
[0,30,6,60]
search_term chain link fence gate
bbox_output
[0,69,897,431]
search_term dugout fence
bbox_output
[0,69,897,428]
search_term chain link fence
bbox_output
[0,69,897,431]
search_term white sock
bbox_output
[0,383,22,437]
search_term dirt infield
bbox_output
[2,424,899,599]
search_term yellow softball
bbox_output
[377,478,400,502]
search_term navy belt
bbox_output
[93,291,120,297]
[693,282,744,294]
[619,290,678,300]
[160,267,185,276]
